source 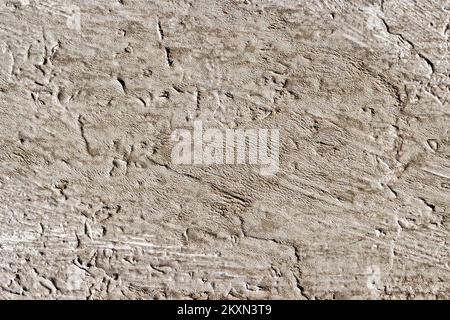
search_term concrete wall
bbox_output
[0,0,449,299]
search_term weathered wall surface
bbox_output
[0,0,449,299]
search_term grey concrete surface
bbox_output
[0,0,449,299]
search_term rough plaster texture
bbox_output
[0,0,449,300]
